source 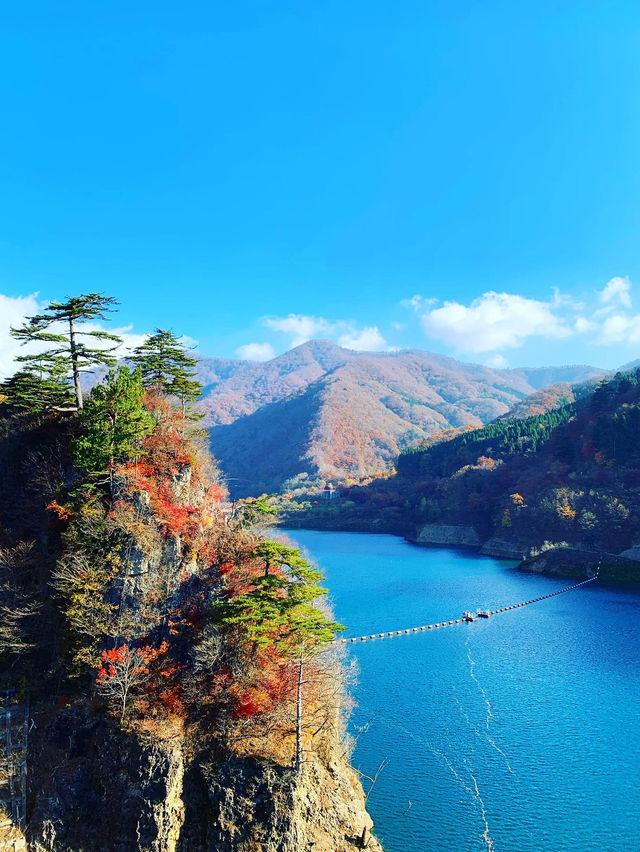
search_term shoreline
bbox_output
[281,524,640,586]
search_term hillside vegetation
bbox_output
[201,342,605,496]
[283,369,640,579]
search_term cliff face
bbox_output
[22,712,381,852]
[186,753,382,852]
[26,716,185,852]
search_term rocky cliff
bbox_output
[20,710,381,852]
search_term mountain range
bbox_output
[195,341,607,496]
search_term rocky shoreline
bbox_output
[407,524,640,584]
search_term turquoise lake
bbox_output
[285,530,640,852]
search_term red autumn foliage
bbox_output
[234,690,263,718]
[159,686,185,715]
[46,500,74,523]
[206,483,223,503]
[96,641,170,684]
[116,400,204,543]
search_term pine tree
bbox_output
[214,540,343,651]
[71,366,154,486]
[11,293,121,410]
[131,329,202,413]
[169,373,204,417]
[1,355,75,414]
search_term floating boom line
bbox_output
[330,577,597,645]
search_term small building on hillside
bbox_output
[320,483,339,500]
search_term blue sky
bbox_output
[1,1,640,373]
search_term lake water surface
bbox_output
[286,530,640,852]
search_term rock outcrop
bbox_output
[411,524,481,548]
[21,711,382,852]
[184,753,382,852]
[517,547,640,583]
[0,410,382,852]
[479,537,527,560]
[26,715,185,852]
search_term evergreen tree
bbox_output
[131,329,202,413]
[169,373,204,417]
[11,293,121,410]
[214,540,343,651]
[71,366,154,486]
[1,356,74,414]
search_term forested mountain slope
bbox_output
[197,340,354,425]
[293,369,640,580]
[201,342,604,496]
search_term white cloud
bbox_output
[598,313,640,345]
[262,312,391,352]
[94,323,151,358]
[575,316,594,333]
[400,294,438,313]
[337,326,388,351]
[262,314,334,348]
[485,354,508,369]
[598,276,632,308]
[550,287,584,311]
[420,291,572,353]
[0,293,43,378]
[235,341,275,361]
[590,278,640,345]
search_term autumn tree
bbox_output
[170,373,204,417]
[226,496,278,531]
[131,329,202,413]
[0,542,40,660]
[71,366,154,486]
[11,293,121,410]
[51,492,122,670]
[96,642,168,724]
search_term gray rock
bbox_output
[412,524,481,547]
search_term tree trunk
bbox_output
[69,316,83,410]
[295,645,304,774]
[119,682,128,725]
